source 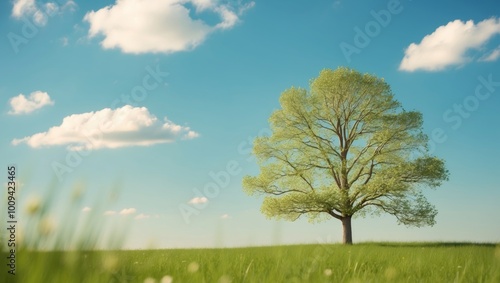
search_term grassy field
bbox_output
[2,242,499,283]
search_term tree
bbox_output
[242,67,448,244]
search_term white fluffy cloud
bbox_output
[400,18,500,72]
[84,0,254,54]
[188,197,208,204]
[12,0,36,18]
[8,91,54,115]
[11,0,76,26]
[134,213,150,220]
[12,105,199,150]
[119,208,137,215]
[104,208,136,216]
[104,208,155,218]
[479,45,500,62]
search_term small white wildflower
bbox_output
[385,267,397,280]
[324,268,332,276]
[26,196,41,215]
[144,277,156,283]
[102,255,119,272]
[218,275,231,283]
[161,275,173,283]
[188,261,199,273]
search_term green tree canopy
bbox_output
[242,67,449,244]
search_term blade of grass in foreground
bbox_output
[1,180,129,283]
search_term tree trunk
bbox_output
[341,216,353,244]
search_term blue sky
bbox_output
[1,0,499,249]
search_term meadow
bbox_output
[2,242,499,283]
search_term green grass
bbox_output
[2,242,499,282]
